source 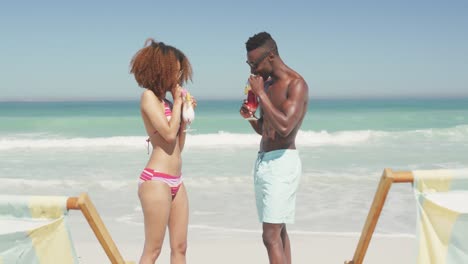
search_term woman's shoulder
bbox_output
[141,89,155,99]
[140,90,164,111]
[141,90,162,103]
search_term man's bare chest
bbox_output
[265,84,288,107]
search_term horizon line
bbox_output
[1,94,468,103]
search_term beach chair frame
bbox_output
[345,168,413,264]
[67,192,134,264]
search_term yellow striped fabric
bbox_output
[0,195,78,264]
[414,169,468,264]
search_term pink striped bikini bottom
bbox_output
[139,168,183,198]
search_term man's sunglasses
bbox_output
[246,48,275,68]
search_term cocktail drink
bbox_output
[182,89,195,131]
[244,81,259,120]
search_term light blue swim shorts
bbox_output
[254,149,302,224]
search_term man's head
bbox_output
[245,32,279,76]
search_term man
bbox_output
[240,32,309,264]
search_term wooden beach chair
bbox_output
[0,192,134,264]
[345,168,468,264]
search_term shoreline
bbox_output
[72,231,416,264]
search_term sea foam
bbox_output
[1,125,467,150]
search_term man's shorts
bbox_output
[254,149,302,224]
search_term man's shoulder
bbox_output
[288,76,308,91]
[285,75,308,101]
[284,69,306,85]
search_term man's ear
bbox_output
[268,52,275,60]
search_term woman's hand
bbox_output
[191,97,197,109]
[172,84,183,106]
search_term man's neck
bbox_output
[271,63,289,82]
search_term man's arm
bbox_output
[240,102,263,135]
[257,79,308,137]
[248,116,263,135]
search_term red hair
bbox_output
[130,38,192,100]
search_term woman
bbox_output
[130,38,195,264]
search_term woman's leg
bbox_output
[168,184,189,264]
[138,181,172,264]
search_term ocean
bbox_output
[1,98,468,244]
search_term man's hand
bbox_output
[240,100,255,119]
[248,75,265,96]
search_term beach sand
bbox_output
[72,226,415,264]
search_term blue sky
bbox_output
[1,0,467,101]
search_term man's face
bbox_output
[246,47,272,78]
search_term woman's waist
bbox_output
[146,153,182,175]
[140,167,182,179]
[150,145,182,157]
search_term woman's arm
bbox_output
[178,97,197,151]
[178,122,187,151]
[140,89,183,144]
